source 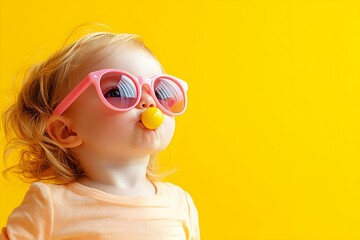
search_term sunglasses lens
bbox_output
[100,72,138,109]
[154,77,185,114]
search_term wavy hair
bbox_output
[2,30,166,184]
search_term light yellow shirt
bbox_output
[1,181,200,240]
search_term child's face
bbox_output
[65,47,176,159]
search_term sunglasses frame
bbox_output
[52,68,188,116]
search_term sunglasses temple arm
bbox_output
[52,77,92,115]
[177,78,188,92]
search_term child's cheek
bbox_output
[159,116,176,146]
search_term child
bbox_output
[1,31,200,239]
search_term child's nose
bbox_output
[137,85,156,109]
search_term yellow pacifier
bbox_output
[141,107,164,129]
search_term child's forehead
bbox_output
[98,48,162,75]
[72,47,163,84]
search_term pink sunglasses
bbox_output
[53,68,188,116]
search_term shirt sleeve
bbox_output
[185,192,200,240]
[1,182,54,240]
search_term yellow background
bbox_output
[1,0,360,239]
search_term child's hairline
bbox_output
[59,34,165,100]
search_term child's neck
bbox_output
[77,155,156,197]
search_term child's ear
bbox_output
[45,115,83,148]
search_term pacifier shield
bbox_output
[141,107,164,129]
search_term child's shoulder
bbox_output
[29,181,69,191]
[156,181,184,191]
[155,181,193,199]
[25,182,60,193]
[25,181,73,200]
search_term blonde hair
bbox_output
[2,31,165,184]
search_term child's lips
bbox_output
[137,120,152,130]
[137,120,157,131]
[137,120,146,129]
